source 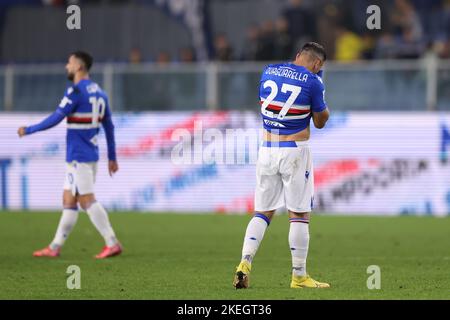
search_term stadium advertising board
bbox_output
[1,112,449,216]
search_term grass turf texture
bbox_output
[0,212,449,300]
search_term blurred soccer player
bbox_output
[18,51,122,259]
[233,42,330,288]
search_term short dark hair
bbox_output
[71,51,93,71]
[300,42,327,62]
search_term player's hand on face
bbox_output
[108,160,119,177]
[17,127,27,138]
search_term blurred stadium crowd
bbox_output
[214,0,450,62]
[0,0,449,63]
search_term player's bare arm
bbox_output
[109,160,119,176]
[312,108,330,129]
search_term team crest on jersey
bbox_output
[87,83,100,94]
[59,96,72,108]
[264,119,285,127]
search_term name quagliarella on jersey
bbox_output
[265,66,309,82]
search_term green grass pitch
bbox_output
[0,212,449,299]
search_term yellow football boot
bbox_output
[233,260,251,289]
[290,274,330,288]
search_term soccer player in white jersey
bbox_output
[18,51,122,259]
[233,42,330,288]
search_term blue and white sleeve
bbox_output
[310,78,327,113]
[24,110,66,135]
[57,86,79,116]
[25,86,79,135]
[101,103,117,161]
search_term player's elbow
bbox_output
[315,117,329,129]
[312,109,329,129]
[314,121,326,129]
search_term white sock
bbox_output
[86,202,118,247]
[50,208,79,250]
[241,213,270,263]
[289,217,310,276]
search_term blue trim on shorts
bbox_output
[262,141,297,148]
[254,213,271,226]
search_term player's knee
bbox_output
[289,211,310,220]
[63,192,77,209]
[78,200,93,211]
[79,201,94,211]
[77,194,96,210]
[63,200,77,209]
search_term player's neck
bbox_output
[292,61,314,73]
[73,73,89,85]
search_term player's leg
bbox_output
[240,210,274,265]
[288,210,328,288]
[78,193,122,258]
[283,144,329,288]
[75,162,121,258]
[234,146,283,289]
[288,210,310,277]
[33,164,79,257]
[49,191,79,250]
[233,210,275,289]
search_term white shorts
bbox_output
[63,162,97,196]
[254,141,314,213]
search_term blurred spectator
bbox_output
[411,0,443,41]
[0,0,449,63]
[375,32,398,59]
[129,47,142,64]
[430,40,449,58]
[334,25,364,61]
[156,51,171,65]
[394,26,426,59]
[316,2,341,62]
[425,0,450,45]
[360,32,377,60]
[390,0,423,41]
[241,24,261,61]
[282,0,316,43]
[440,41,450,59]
[256,20,276,61]
[179,46,196,63]
[274,17,294,60]
[214,33,233,61]
[439,1,450,59]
